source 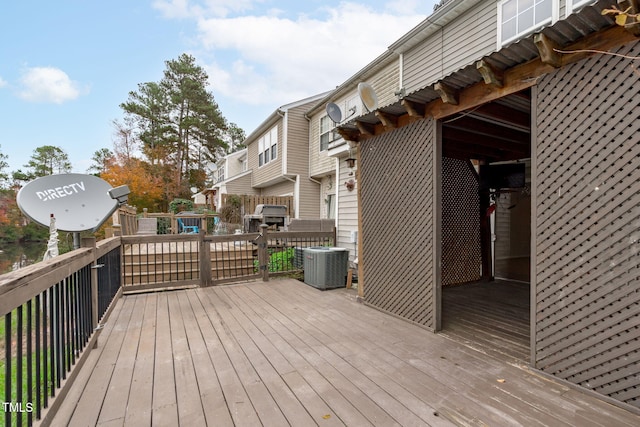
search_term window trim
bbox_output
[497,0,559,48]
[258,125,278,168]
[320,115,341,152]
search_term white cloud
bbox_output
[18,66,86,104]
[0,76,7,88]
[195,2,426,106]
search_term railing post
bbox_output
[199,230,212,287]
[82,237,99,349]
[259,224,270,282]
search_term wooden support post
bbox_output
[199,230,212,287]
[346,269,353,289]
[259,224,270,282]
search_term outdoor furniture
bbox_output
[177,217,199,234]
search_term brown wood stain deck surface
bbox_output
[51,279,639,426]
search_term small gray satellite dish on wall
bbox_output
[358,82,379,112]
[326,102,343,124]
[17,173,127,232]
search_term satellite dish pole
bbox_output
[43,213,59,261]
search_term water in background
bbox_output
[0,242,47,273]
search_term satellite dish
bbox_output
[190,186,198,194]
[358,82,379,112]
[17,173,121,232]
[326,102,342,123]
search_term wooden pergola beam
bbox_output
[434,82,459,105]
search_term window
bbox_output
[326,194,336,219]
[320,115,332,151]
[258,126,278,167]
[498,0,556,46]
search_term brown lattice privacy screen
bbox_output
[441,157,482,286]
[535,40,640,410]
[360,118,436,329]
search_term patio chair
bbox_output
[177,217,199,234]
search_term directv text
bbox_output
[36,181,86,202]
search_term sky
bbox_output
[0,0,439,174]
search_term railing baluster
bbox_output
[43,290,49,407]
[5,312,12,427]
[49,286,55,397]
[17,304,23,426]
[27,299,33,426]
[35,294,41,420]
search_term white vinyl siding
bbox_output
[403,1,496,94]
[337,157,358,262]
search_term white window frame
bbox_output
[497,0,559,48]
[258,125,278,167]
[566,0,595,15]
[326,193,336,219]
[320,115,332,152]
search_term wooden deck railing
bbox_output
[121,226,336,291]
[0,237,122,427]
[0,227,336,426]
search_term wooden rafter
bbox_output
[401,99,425,117]
[617,0,640,36]
[355,121,374,136]
[434,82,459,105]
[534,33,562,68]
[336,25,636,141]
[336,127,360,142]
[476,59,504,87]
[375,111,397,129]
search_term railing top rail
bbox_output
[121,234,201,244]
[0,236,121,317]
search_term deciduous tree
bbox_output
[100,158,165,211]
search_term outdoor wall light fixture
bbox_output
[345,157,356,169]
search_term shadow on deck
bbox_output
[52,279,638,426]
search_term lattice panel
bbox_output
[441,157,482,286]
[360,119,435,328]
[535,40,640,409]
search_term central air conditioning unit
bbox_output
[303,247,349,290]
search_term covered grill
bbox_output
[244,204,288,232]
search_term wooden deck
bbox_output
[441,279,530,363]
[51,279,639,426]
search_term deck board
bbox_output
[51,279,640,427]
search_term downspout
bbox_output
[305,113,324,215]
[279,110,287,175]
